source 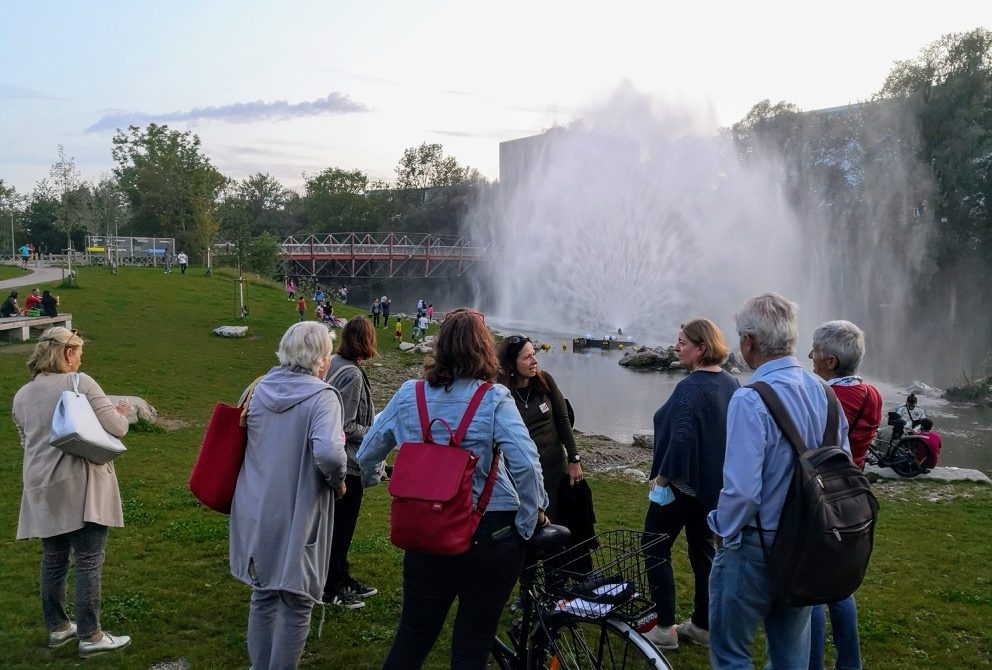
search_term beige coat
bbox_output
[13,372,130,539]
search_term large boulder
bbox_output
[398,341,416,352]
[906,380,944,399]
[108,395,158,424]
[618,346,676,370]
[631,432,653,450]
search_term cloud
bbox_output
[0,84,60,101]
[85,92,370,132]
[432,128,536,140]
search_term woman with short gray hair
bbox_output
[807,319,880,670]
[229,321,348,669]
[734,292,799,356]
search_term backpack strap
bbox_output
[747,379,840,457]
[452,382,493,448]
[415,380,432,442]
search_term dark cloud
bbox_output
[85,92,370,132]
[0,84,60,101]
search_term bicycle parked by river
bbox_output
[865,412,932,478]
[491,527,673,669]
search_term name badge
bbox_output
[539,402,550,414]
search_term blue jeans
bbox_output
[809,596,862,670]
[709,529,811,670]
[41,522,108,638]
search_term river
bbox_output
[526,345,992,474]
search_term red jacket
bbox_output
[833,383,882,470]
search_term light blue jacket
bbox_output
[707,356,850,548]
[357,378,549,539]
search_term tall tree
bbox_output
[112,124,227,249]
[48,145,90,249]
[302,167,372,232]
[395,143,477,190]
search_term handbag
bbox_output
[49,372,127,465]
[387,380,499,555]
[188,375,263,513]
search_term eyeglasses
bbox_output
[447,307,486,323]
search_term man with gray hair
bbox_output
[708,293,849,669]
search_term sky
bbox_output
[1,0,988,196]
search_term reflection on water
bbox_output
[534,348,992,473]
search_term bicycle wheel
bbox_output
[890,441,925,478]
[531,614,672,670]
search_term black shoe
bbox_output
[343,578,377,599]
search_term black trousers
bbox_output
[643,487,714,629]
[324,473,364,597]
[381,511,524,670]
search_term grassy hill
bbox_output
[0,265,989,669]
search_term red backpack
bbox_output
[387,380,499,555]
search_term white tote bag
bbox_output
[49,372,127,464]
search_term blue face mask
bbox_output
[648,484,675,506]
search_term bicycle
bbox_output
[865,416,931,478]
[491,527,673,670]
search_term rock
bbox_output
[213,325,247,337]
[864,464,992,484]
[422,335,436,345]
[945,376,992,403]
[108,395,158,424]
[414,343,433,354]
[618,346,675,370]
[631,432,653,449]
[398,342,416,352]
[906,381,944,399]
[149,660,191,670]
[622,467,648,481]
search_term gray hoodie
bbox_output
[229,366,347,602]
[324,355,375,477]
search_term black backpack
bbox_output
[750,380,880,607]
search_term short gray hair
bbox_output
[735,292,798,356]
[277,322,335,375]
[812,320,865,376]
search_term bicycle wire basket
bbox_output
[532,529,668,623]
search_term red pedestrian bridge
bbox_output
[279,233,489,279]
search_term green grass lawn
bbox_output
[0,263,27,280]
[0,265,990,669]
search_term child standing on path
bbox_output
[297,297,307,321]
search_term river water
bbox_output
[526,345,992,474]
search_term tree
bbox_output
[302,167,372,232]
[395,143,476,190]
[0,178,25,254]
[879,28,992,263]
[112,124,228,249]
[245,231,280,276]
[48,145,90,249]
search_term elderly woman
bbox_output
[13,327,131,658]
[321,316,378,609]
[358,308,547,669]
[642,319,740,651]
[229,321,347,670]
[807,320,881,670]
[497,335,581,522]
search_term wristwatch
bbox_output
[568,454,581,464]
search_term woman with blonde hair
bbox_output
[13,327,131,658]
[643,318,740,651]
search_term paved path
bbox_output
[0,267,65,290]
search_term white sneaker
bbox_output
[48,622,76,648]
[643,624,679,650]
[78,631,131,658]
[676,619,710,647]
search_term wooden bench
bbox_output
[0,314,73,341]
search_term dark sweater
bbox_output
[650,369,740,511]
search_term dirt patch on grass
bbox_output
[155,417,193,431]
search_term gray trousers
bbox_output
[247,588,314,670]
[41,522,108,638]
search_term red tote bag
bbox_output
[188,376,263,513]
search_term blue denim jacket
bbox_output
[357,378,549,539]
